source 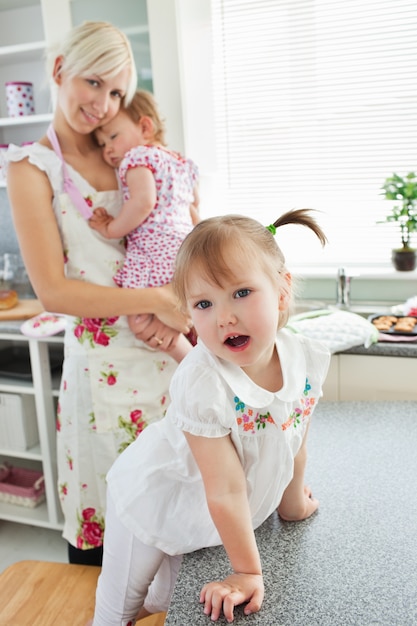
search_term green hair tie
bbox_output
[266,224,276,235]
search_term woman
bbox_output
[6,21,190,566]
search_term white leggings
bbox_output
[93,492,182,626]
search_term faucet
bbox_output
[336,267,351,309]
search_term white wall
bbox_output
[146,0,218,217]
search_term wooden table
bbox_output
[0,559,167,625]
[0,560,100,626]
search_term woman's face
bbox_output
[55,65,132,134]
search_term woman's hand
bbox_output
[129,314,182,352]
[200,572,264,623]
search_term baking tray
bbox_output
[368,314,417,336]
[0,345,63,380]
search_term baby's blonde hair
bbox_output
[173,209,327,329]
[48,21,137,105]
[124,90,167,146]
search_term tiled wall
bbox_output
[0,188,20,257]
[0,188,35,297]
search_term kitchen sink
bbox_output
[290,300,327,316]
[327,302,396,319]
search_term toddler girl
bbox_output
[89,90,199,362]
[92,209,330,624]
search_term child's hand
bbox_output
[88,207,114,235]
[92,207,108,218]
[200,572,264,623]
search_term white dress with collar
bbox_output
[107,329,330,555]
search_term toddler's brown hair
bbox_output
[124,89,167,146]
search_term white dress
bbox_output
[107,329,330,555]
[7,143,178,549]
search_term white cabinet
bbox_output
[322,353,417,401]
[0,0,152,187]
[70,0,153,92]
[0,331,64,528]
[0,1,53,157]
[321,356,339,401]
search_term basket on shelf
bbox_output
[0,463,45,508]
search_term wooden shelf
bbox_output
[0,442,42,461]
[0,40,46,65]
[0,499,63,529]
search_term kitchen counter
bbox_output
[0,318,64,339]
[343,339,417,358]
[0,318,416,357]
[0,320,22,333]
[165,401,417,626]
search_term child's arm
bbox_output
[277,424,319,521]
[89,166,157,239]
[184,432,264,622]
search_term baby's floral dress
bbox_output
[115,145,198,289]
[7,143,178,550]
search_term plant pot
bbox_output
[391,248,416,271]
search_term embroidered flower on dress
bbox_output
[117,409,147,453]
[154,359,170,372]
[89,411,96,431]
[234,378,316,434]
[56,401,61,432]
[59,483,68,498]
[99,369,118,386]
[76,507,105,549]
[281,378,316,430]
[66,450,73,470]
[73,316,119,348]
[234,396,276,434]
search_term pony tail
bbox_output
[271,209,327,247]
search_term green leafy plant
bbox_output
[381,172,417,250]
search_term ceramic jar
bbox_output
[5,82,35,117]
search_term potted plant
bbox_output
[380,172,417,271]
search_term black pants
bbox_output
[68,542,103,566]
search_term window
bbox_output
[208,0,417,269]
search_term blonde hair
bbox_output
[173,209,327,329]
[48,21,137,105]
[124,89,167,145]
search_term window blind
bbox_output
[209,0,417,269]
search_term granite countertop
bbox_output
[342,339,417,358]
[165,401,417,626]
